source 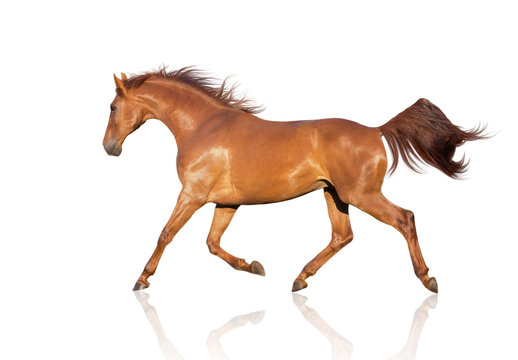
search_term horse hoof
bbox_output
[426,277,438,293]
[292,279,308,292]
[133,281,149,291]
[251,261,265,276]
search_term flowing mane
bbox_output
[123,66,263,114]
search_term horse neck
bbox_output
[137,80,228,146]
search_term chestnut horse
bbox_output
[103,67,485,293]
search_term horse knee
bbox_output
[206,237,220,255]
[330,230,354,250]
[157,229,171,246]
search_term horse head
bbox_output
[103,73,153,156]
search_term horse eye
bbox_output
[110,105,117,112]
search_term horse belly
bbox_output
[213,156,327,205]
[203,121,330,205]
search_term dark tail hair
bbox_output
[379,98,487,178]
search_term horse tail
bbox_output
[378,98,487,178]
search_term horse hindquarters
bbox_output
[319,122,437,293]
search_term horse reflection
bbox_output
[134,292,264,360]
[292,294,438,360]
[387,295,438,360]
[292,294,354,359]
[207,310,265,360]
[135,292,437,359]
[134,292,185,360]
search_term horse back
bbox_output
[178,115,386,204]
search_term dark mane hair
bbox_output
[122,66,263,114]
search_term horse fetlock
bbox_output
[230,258,247,270]
[143,263,156,276]
[414,265,430,278]
[302,263,318,277]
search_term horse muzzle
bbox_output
[103,141,122,156]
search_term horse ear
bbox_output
[121,72,128,81]
[113,73,126,94]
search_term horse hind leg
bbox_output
[292,187,353,292]
[206,204,265,276]
[353,192,438,293]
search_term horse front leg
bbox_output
[133,191,203,291]
[206,204,265,276]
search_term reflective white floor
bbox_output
[135,292,437,360]
[3,273,517,360]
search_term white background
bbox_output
[1,1,517,359]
